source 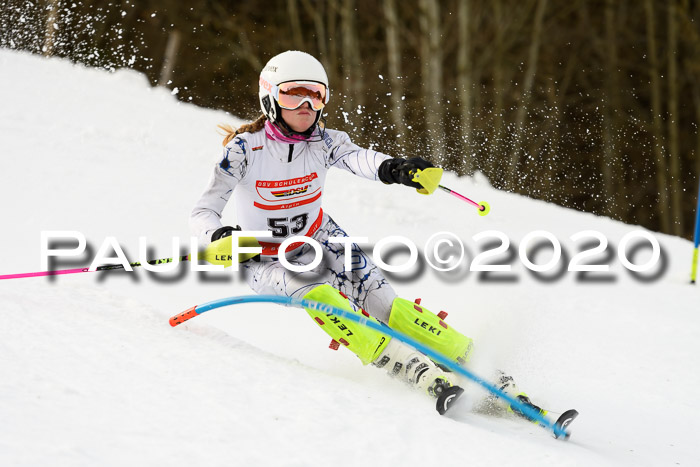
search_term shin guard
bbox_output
[303,285,390,365]
[387,298,473,365]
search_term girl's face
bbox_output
[281,102,317,133]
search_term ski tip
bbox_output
[553,409,579,440]
[436,385,464,415]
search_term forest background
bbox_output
[2,0,699,239]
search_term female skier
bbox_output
[190,50,543,417]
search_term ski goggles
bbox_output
[274,81,328,111]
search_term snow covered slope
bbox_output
[1,50,698,466]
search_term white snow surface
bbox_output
[1,50,698,466]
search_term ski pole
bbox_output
[412,168,490,216]
[691,179,700,284]
[438,185,491,216]
[0,234,261,281]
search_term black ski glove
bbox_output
[378,157,435,189]
[211,225,241,242]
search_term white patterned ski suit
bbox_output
[190,128,398,322]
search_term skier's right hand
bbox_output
[211,225,241,242]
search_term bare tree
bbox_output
[326,1,338,81]
[300,0,328,59]
[157,29,181,87]
[340,0,364,132]
[383,0,408,151]
[419,0,445,163]
[667,0,683,235]
[43,0,60,56]
[542,51,577,198]
[287,0,305,51]
[300,0,334,97]
[457,0,473,174]
[488,1,506,184]
[686,1,700,186]
[644,0,672,232]
[601,0,625,217]
[210,3,262,72]
[506,0,548,190]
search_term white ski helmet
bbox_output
[259,50,329,132]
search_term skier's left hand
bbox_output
[378,157,435,189]
[211,225,242,242]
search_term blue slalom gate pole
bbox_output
[169,294,571,439]
[692,180,700,284]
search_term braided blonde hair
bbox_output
[217,114,267,146]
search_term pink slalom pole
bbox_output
[0,255,191,281]
[0,268,91,280]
